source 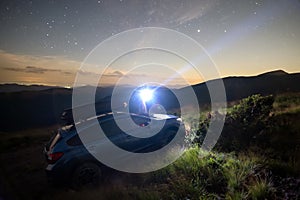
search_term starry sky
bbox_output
[0,0,299,87]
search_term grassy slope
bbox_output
[0,93,299,199]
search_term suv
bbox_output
[44,111,185,187]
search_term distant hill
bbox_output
[179,70,300,104]
[0,83,59,93]
[0,70,299,131]
[0,85,135,131]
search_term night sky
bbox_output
[0,0,299,87]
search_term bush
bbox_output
[186,94,275,152]
[220,94,274,151]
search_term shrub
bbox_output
[220,94,274,151]
[186,94,275,152]
[247,176,275,200]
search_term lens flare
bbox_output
[139,88,153,102]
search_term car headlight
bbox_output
[139,88,153,102]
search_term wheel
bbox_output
[72,162,102,189]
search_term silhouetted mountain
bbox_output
[0,83,59,93]
[258,69,289,76]
[0,70,299,131]
[179,70,300,104]
[0,87,71,131]
[0,85,134,131]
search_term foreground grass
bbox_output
[38,148,297,200]
[1,136,297,200]
[147,149,274,199]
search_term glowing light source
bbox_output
[139,88,153,102]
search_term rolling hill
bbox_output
[179,70,300,104]
[0,70,299,131]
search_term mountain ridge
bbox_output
[0,69,299,131]
[0,69,296,93]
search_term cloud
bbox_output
[2,67,23,73]
[3,66,69,74]
[0,50,81,85]
[77,70,124,77]
[171,0,219,25]
[104,70,124,77]
[77,69,149,81]
[0,50,81,72]
[77,70,96,76]
[62,71,73,75]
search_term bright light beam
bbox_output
[139,89,153,102]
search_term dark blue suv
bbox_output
[44,111,185,187]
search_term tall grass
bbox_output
[142,148,275,199]
[247,176,275,200]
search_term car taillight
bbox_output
[47,152,64,164]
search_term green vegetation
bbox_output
[37,149,281,199]
[186,94,275,151]
[247,176,275,200]
[273,92,300,114]
[143,148,276,199]
[0,93,299,199]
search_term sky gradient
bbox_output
[0,0,299,87]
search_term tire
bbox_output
[72,162,102,189]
